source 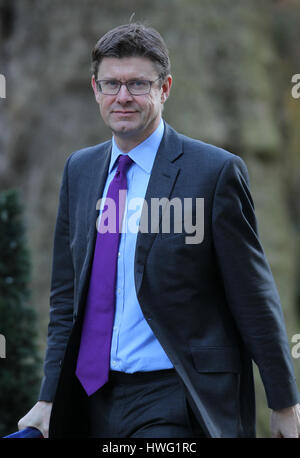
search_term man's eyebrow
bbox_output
[97,75,151,80]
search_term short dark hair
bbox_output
[91,23,171,82]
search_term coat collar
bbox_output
[83,121,184,299]
[133,122,183,295]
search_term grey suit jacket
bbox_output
[39,121,300,437]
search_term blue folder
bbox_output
[3,427,43,438]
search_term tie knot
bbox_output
[116,154,134,176]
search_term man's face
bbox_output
[91,56,172,148]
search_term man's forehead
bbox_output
[97,56,158,79]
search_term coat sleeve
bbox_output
[212,155,300,410]
[38,156,75,401]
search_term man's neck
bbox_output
[113,118,161,153]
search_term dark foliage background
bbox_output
[0,189,41,436]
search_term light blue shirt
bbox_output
[98,118,173,372]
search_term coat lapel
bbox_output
[134,123,183,296]
[76,141,112,313]
[86,142,112,245]
[77,123,183,311]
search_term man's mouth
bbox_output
[112,110,137,115]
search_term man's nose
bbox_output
[116,83,133,103]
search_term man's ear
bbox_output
[91,75,101,103]
[161,74,172,104]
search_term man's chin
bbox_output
[111,123,140,138]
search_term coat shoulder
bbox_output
[179,131,240,166]
[67,140,111,169]
[164,122,241,166]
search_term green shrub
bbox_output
[0,189,41,436]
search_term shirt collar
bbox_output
[109,118,164,174]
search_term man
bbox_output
[18,23,300,438]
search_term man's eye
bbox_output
[129,80,148,89]
[106,80,119,87]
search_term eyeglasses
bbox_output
[96,77,161,95]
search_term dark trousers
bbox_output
[87,368,205,438]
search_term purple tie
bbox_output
[76,154,133,396]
